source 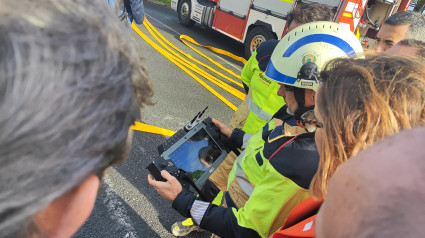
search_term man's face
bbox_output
[275,20,303,115]
[375,24,410,52]
[386,43,419,57]
[277,84,298,115]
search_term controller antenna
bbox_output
[184,106,208,131]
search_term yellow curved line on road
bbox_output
[180,35,247,70]
[131,22,238,111]
[131,122,176,136]
[143,20,245,100]
[144,19,244,87]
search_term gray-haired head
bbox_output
[0,0,153,236]
[384,11,425,41]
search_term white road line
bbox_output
[144,13,243,72]
[103,186,138,238]
[104,168,170,235]
[145,13,181,35]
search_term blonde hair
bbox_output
[310,55,425,200]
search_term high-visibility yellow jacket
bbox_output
[230,40,285,135]
[172,107,320,238]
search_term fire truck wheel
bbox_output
[178,0,195,27]
[244,26,275,59]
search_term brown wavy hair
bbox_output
[310,55,425,200]
[286,2,335,27]
[398,39,425,59]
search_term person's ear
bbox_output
[34,175,100,238]
[305,89,316,107]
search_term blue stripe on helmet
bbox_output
[283,34,357,58]
[265,60,297,84]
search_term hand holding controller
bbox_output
[211,118,232,138]
[147,170,183,203]
[147,111,231,198]
[146,163,166,182]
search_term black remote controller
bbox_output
[146,163,166,182]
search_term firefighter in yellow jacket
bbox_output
[149,21,364,238]
[170,4,335,236]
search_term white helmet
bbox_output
[264,21,364,92]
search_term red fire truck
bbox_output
[171,0,412,58]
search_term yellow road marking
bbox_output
[145,20,244,86]
[131,21,238,111]
[143,20,246,100]
[131,122,176,136]
[179,35,247,72]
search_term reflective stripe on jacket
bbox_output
[224,110,319,237]
[172,108,319,238]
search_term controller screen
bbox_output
[169,128,222,182]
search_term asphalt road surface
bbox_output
[74,1,245,238]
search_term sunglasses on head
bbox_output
[300,110,323,132]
